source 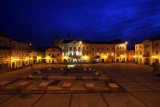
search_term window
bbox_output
[155,43,158,47]
[139,46,142,48]
[156,51,158,55]
[0,53,3,58]
[97,48,99,50]
[106,48,108,50]
[92,48,94,50]
[69,47,72,51]
[86,47,88,50]
[57,53,59,56]
[140,51,142,55]
[102,48,104,50]
[144,44,149,48]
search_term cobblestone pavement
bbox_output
[0,63,160,107]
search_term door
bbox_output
[102,59,104,63]
[12,62,15,69]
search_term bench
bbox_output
[0,81,11,88]
[62,82,71,90]
[86,82,95,90]
[39,82,50,89]
[17,81,30,89]
[26,86,39,91]
[47,86,62,91]
[70,86,86,91]
[82,76,92,81]
[99,76,109,81]
[108,83,119,92]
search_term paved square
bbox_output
[0,63,159,107]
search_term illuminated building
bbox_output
[0,34,30,71]
[127,50,135,62]
[11,40,30,68]
[135,40,160,65]
[45,35,128,63]
[152,40,160,63]
[45,47,61,63]
[0,35,11,72]
[29,51,45,64]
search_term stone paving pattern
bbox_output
[0,63,160,107]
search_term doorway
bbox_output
[102,59,104,63]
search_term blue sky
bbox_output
[1,0,160,47]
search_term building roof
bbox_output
[62,39,90,43]
[61,39,125,44]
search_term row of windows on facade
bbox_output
[0,41,10,47]
[61,47,115,51]
[0,41,29,50]
[135,51,159,55]
[136,43,159,49]
[116,46,126,50]
[48,52,116,57]
[0,53,10,58]
[12,45,29,50]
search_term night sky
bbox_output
[1,0,160,47]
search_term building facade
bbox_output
[127,50,135,62]
[152,40,160,63]
[29,51,45,64]
[45,39,128,63]
[11,40,30,68]
[0,36,11,72]
[134,40,160,65]
[0,35,30,71]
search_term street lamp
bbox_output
[79,41,82,44]
[125,42,128,45]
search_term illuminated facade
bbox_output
[0,35,30,71]
[152,40,160,63]
[0,36,11,72]
[11,40,30,68]
[45,47,61,63]
[127,50,135,62]
[135,40,160,65]
[45,39,128,63]
[29,51,45,64]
